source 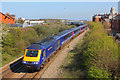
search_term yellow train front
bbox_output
[22,44,45,70]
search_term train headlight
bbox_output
[22,61,27,64]
[33,62,39,64]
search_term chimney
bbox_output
[6,13,9,16]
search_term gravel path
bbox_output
[41,29,89,78]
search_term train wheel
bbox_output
[72,37,73,39]
[31,69,34,72]
[44,61,47,65]
[47,58,50,62]
[51,54,54,58]
[59,46,61,50]
[37,68,40,71]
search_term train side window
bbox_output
[64,32,72,40]
[74,29,79,33]
[81,27,84,30]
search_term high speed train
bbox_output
[22,23,87,70]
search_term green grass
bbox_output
[59,40,87,78]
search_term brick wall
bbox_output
[93,17,101,22]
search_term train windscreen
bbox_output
[26,50,38,57]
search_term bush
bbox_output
[2,27,39,66]
[88,66,109,78]
[82,22,119,78]
[60,22,119,79]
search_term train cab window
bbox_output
[26,50,38,57]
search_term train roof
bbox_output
[70,26,80,31]
[69,24,86,31]
[35,37,54,45]
[26,44,43,50]
[26,36,57,50]
[54,24,87,40]
[34,36,56,47]
[53,29,72,40]
[57,30,71,36]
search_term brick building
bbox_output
[0,12,15,25]
[93,7,116,23]
[111,14,120,32]
[111,2,120,32]
[93,15,101,22]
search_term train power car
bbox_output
[22,23,87,70]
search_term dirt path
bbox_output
[41,29,89,78]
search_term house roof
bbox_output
[0,12,15,20]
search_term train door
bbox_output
[41,50,46,61]
[84,26,86,31]
[57,40,60,48]
[72,31,74,36]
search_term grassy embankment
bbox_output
[1,21,76,67]
[59,22,120,79]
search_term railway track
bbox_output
[1,57,23,78]
[1,28,88,79]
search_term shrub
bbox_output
[88,66,109,78]
[2,27,39,66]
[60,22,119,78]
[82,22,119,78]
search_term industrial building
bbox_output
[23,19,45,27]
[111,15,120,32]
